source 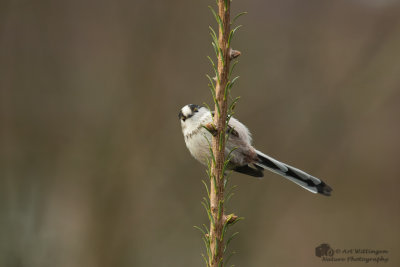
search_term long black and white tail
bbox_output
[254,150,332,196]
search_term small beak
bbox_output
[178,110,186,121]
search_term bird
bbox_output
[178,104,332,196]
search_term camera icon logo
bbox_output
[315,243,335,257]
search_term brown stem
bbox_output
[209,1,231,266]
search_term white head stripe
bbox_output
[182,105,192,117]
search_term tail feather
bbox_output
[254,150,332,196]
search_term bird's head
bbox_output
[178,104,208,131]
[178,104,202,121]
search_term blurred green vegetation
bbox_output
[1,0,400,266]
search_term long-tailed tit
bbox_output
[178,104,332,196]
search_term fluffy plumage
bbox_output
[178,104,332,196]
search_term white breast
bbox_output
[181,108,256,167]
[182,110,213,165]
[185,127,213,165]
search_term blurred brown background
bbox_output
[1,0,400,266]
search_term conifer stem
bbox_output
[209,1,231,266]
